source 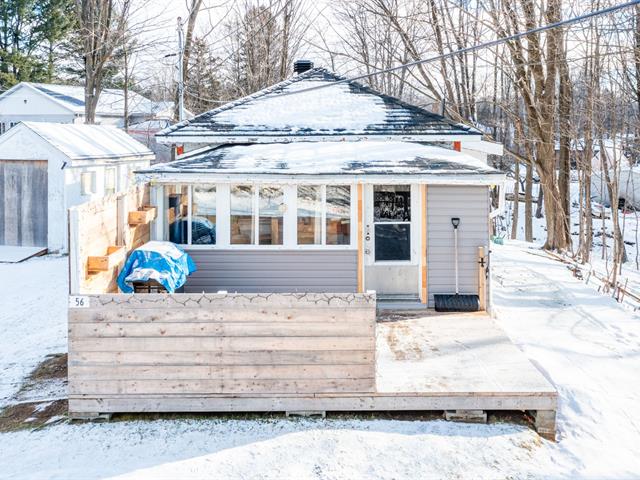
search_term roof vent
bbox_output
[294,60,313,74]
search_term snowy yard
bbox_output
[1,244,640,479]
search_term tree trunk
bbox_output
[511,158,520,239]
[525,162,533,242]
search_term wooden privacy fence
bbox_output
[68,292,377,416]
[69,184,152,294]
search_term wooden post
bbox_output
[357,184,364,293]
[420,185,428,304]
[453,141,462,152]
[478,246,486,311]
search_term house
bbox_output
[128,118,174,164]
[143,63,506,306]
[0,122,154,252]
[0,82,156,132]
[65,64,560,438]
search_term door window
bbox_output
[373,185,411,261]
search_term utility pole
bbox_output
[177,16,185,122]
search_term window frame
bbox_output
[159,182,357,251]
[80,171,96,196]
[372,184,413,264]
[104,167,117,196]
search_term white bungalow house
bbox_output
[0,122,154,252]
[142,62,505,307]
[0,82,156,132]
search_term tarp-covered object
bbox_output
[117,241,196,293]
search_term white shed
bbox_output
[0,122,154,252]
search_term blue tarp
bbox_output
[117,241,197,293]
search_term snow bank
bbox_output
[0,256,67,407]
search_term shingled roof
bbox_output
[156,68,482,144]
[138,141,501,179]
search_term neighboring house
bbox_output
[148,100,195,121]
[144,63,505,307]
[128,118,174,164]
[0,82,156,131]
[0,122,154,252]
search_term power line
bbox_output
[278,0,640,98]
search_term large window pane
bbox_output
[375,224,410,261]
[259,186,284,245]
[297,185,322,245]
[326,185,351,245]
[191,185,216,245]
[165,185,188,244]
[230,185,254,244]
[374,185,411,222]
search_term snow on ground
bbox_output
[0,255,67,407]
[492,242,640,478]
[1,247,640,479]
[500,179,640,294]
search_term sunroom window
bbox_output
[326,186,351,245]
[259,186,284,245]
[230,185,254,245]
[297,185,322,245]
[165,185,189,244]
[191,185,216,245]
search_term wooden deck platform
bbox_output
[68,295,557,439]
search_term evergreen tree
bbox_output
[0,0,74,90]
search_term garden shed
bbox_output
[0,122,154,252]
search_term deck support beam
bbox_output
[532,409,557,441]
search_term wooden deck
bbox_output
[68,296,557,439]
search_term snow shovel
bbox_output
[434,217,480,312]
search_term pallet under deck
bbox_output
[69,302,557,439]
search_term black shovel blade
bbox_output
[434,294,480,312]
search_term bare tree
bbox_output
[75,0,132,123]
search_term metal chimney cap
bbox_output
[294,59,314,74]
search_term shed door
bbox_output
[0,160,48,247]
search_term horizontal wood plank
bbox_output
[70,336,374,352]
[69,378,376,395]
[69,308,372,324]
[69,364,374,381]
[69,350,374,367]
[70,321,374,338]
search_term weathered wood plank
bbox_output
[68,378,375,395]
[75,292,376,310]
[70,336,375,352]
[69,307,372,324]
[68,394,558,415]
[70,321,374,338]
[69,364,374,381]
[69,350,375,366]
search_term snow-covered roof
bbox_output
[15,122,154,160]
[5,82,155,116]
[139,141,500,177]
[157,68,482,144]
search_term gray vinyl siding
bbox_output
[427,185,489,306]
[184,249,358,293]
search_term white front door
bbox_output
[363,184,420,297]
